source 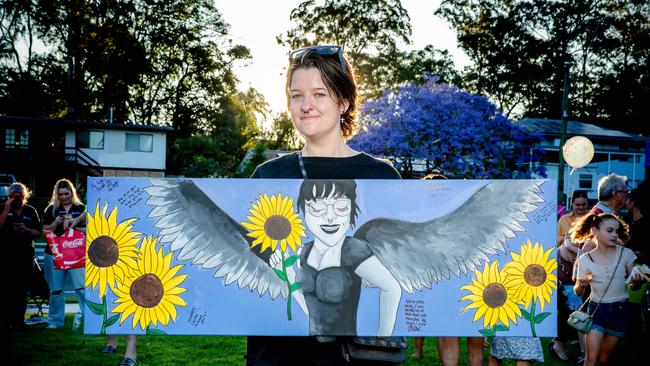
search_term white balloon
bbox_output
[563,136,595,168]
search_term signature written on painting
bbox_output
[187,307,207,327]
[404,299,427,332]
[532,202,555,224]
[91,178,119,193]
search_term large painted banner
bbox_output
[84,177,557,337]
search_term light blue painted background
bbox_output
[85,178,557,336]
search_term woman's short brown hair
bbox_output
[286,47,360,138]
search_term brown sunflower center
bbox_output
[264,215,292,240]
[483,283,507,308]
[130,273,164,308]
[88,235,119,267]
[524,264,547,286]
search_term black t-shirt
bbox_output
[251,152,401,179]
[43,203,86,254]
[0,203,41,259]
[247,152,400,365]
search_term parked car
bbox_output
[0,173,17,203]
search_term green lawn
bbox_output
[11,315,583,365]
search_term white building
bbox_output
[1,115,172,199]
[518,118,647,201]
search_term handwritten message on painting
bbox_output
[404,299,427,332]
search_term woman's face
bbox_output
[289,67,348,144]
[593,218,620,247]
[57,188,72,205]
[304,187,352,247]
[571,197,588,216]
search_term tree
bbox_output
[437,0,649,134]
[350,75,545,179]
[278,0,414,98]
[279,0,411,57]
[0,1,252,134]
[264,112,302,151]
[354,45,462,99]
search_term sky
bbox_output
[216,0,470,123]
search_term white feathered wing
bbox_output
[354,180,545,293]
[144,179,288,299]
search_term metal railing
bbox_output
[64,147,102,175]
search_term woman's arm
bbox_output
[559,240,579,261]
[67,211,87,233]
[43,214,64,231]
[356,255,401,337]
[573,256,592,296]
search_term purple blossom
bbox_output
[350,76,546,178]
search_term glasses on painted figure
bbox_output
[307,199,351,217]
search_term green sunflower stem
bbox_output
[529,298,537,337]
[101,295,107,335]
[281,249,292,321]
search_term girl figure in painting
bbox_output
[572,213,641,366]
[283,179,401,336]
[248,45,402,365]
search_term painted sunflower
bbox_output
[460,261,523,329]
[112,236,187,330]
[503,240,557,310]
[86,202,141,298]
[241,193,306,253]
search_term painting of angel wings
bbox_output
[83,177,557,337]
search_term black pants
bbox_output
[556,282,577,342]
[5,254,32,328]
[246,336,403,366]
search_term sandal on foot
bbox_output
[120,357,137,366]
[102,345,118,354]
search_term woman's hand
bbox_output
[559,242,577,262]
[270,249,283,269]
[576,274,592,288]
[55,214,65,226]
[574,274,591,296]
[270,249,297,283]
[63,214,75,230]
[2,197,13,213]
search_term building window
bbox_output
[125,133,153,152]
[579,174,593,189]
[4,128,29,150]
[4,129,15,148]
[77,130,104,149]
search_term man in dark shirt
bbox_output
[0,183,41,331]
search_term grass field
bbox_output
[11,314,587,366]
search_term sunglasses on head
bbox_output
[289,45,346,72]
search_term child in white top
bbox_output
[572,213,642,366]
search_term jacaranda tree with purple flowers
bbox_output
[350,75,546,179]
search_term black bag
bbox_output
[341,336,407,364]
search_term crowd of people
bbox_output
[2,43,649,366]
[1,179,138,366]
[551,174,649,365]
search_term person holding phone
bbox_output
[0,183,41,331]
[42,178,86,329]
